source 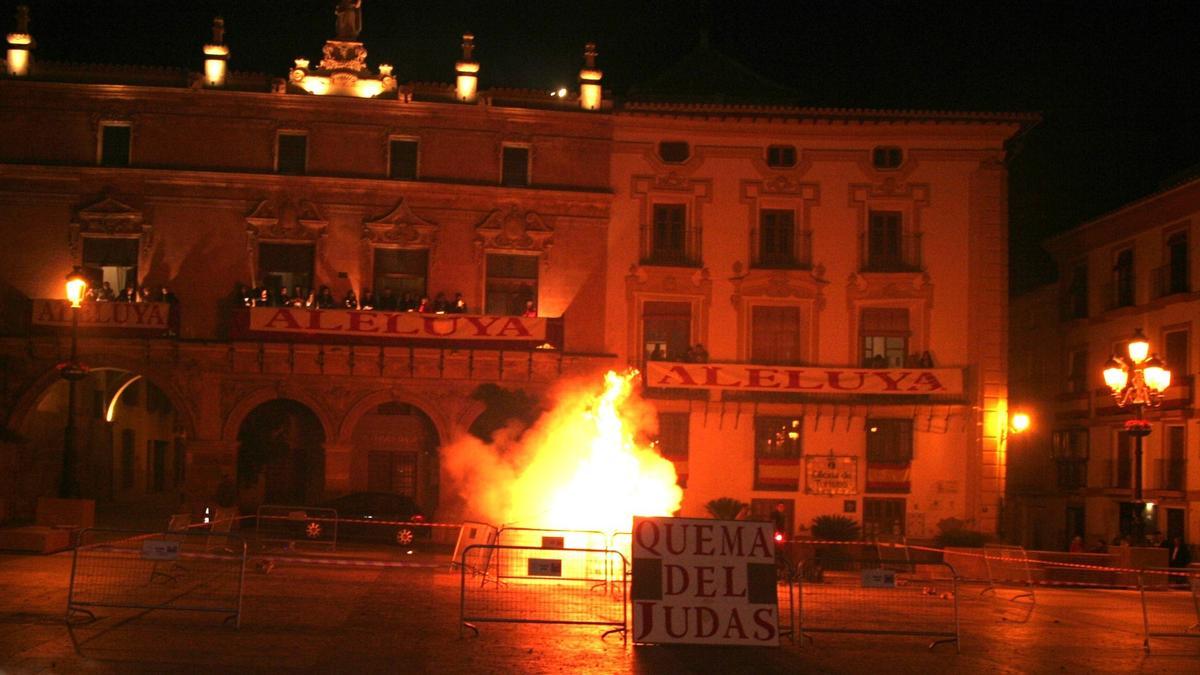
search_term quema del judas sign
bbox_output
[631,516,779,646]
[644,361,963,396]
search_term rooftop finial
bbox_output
[211,16,225,45]
[14,4,29,34]
[584,42,597,69]
[461,33,475,61]
[335,0,362,41]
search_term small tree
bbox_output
[705,497,747,521]
[810,514,861,541]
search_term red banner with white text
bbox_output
[234,306,549,345]
[32,299,174,335]
[644,361,963,396]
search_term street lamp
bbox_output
[1102,328,1171,545]
[59,267,89,498]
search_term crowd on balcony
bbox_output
[237,285,479,315]
[84,282,178,303]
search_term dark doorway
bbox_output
[1065,505,1085,549]
[1166,508,1184,541]
[237,399,325,506]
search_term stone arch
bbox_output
[234,397,326,506]
[220,384,336,447]
[336,388,451,447]
[7,358,198,443]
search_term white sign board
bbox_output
[631,516,779,646]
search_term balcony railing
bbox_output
[751,230,813,270]
[639,222,703,267]
[1152,458,1186,491]
[1150,264,1190,299]
[859,232,922,273]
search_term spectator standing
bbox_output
[343,289,359,309]
[379,288,397,311]
[360,289,375,310]
[433,292,449,313]
[98,281,115,301]
[453,293,467,314]
[316,286,336,309]
[521,300,536,317]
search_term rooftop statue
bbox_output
[15,4,30,34]
[335,0,361,41]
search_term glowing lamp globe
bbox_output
[1103,356,1128,392]
[1127,329,1150,364]
[64,268,88,308]
[1010,412,1031,434]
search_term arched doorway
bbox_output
[350,402,439,515]
[236,399,325,507]
[15,368,186,511]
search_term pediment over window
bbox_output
[69,195,152,255]
[362,198,438,247]
[732,268,826,308]
[245,198,328,242]
[474,204,553,259]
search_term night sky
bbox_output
[18,0,1200,293]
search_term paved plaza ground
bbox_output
[1,538,1199,674]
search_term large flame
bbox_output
[442,369,682,535]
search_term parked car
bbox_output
[316,492,430,546]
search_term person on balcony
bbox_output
[343,289,359,309]
[432,292,450,313]
[316,286,336,309]
[278,286,292,307]
[360,288,375,311]
[378,287,397,311]
[521,300,537,317]
[255,287,272,307]
[97,281,115,301]
[453,293,467,314]
[415,295,431,313]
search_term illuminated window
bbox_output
[99,122,131,166]
[642,301,691,362]
[258,242,313,293]
[276,132,308,175]
[751,306,801,365]
[485,253,538,315]
[658,141,690,164]
[82,237,139,296]
[754,416,802,491]
[373,248,428,299]
[860,307,909,368]
[866,419,913,463]
[501,145,530,187]
[766,145,796,168]
[388,138,419,180]
[872,146,902,169]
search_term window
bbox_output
[754,416,802,491]
[860,307,909,368]
[751,306,801,365]
[501,145,530,187]
[258,242,314,293]
[367,451,418,495]
[642,301,691,362]
[872,146,902,169]
[1063,262,1088,319]
[1165,425,1185,491]
[658,141,690,164]
[99,122,131,167]
[1065,348,1088,394]
[1051,428,1088,490]
[485,253,538,315]
[1115,430,1133,489]
[757,209,799,267]
[766,145,796,168]
[1164,328,1188,378]
[647,203,690,265]
[656,412,689,488]
[863,498,906,537]
[1112,247,1134,308]
[374,248,428,299]
[276,132,307,175]
[1161,231,1190,296]
[120,429,135,490]
[873,145,902,168]
[82,237,139,296]
[388,138,419,180]
[866,419,913,463]
[865,210,908,271]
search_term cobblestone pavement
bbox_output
[1,548,1198,674]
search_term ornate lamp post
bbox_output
[59,267,89,498]
[1102,328,1171,545]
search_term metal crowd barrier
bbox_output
[255,504,338,552]
[980,544,1036,607]
[66,528,247,628]
[452,521,499,574]
[796,557,959,652]
[490,527,610,585]
[460,544,628,640]
[1139,567,1200,653]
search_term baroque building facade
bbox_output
[0,4,1031,538]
